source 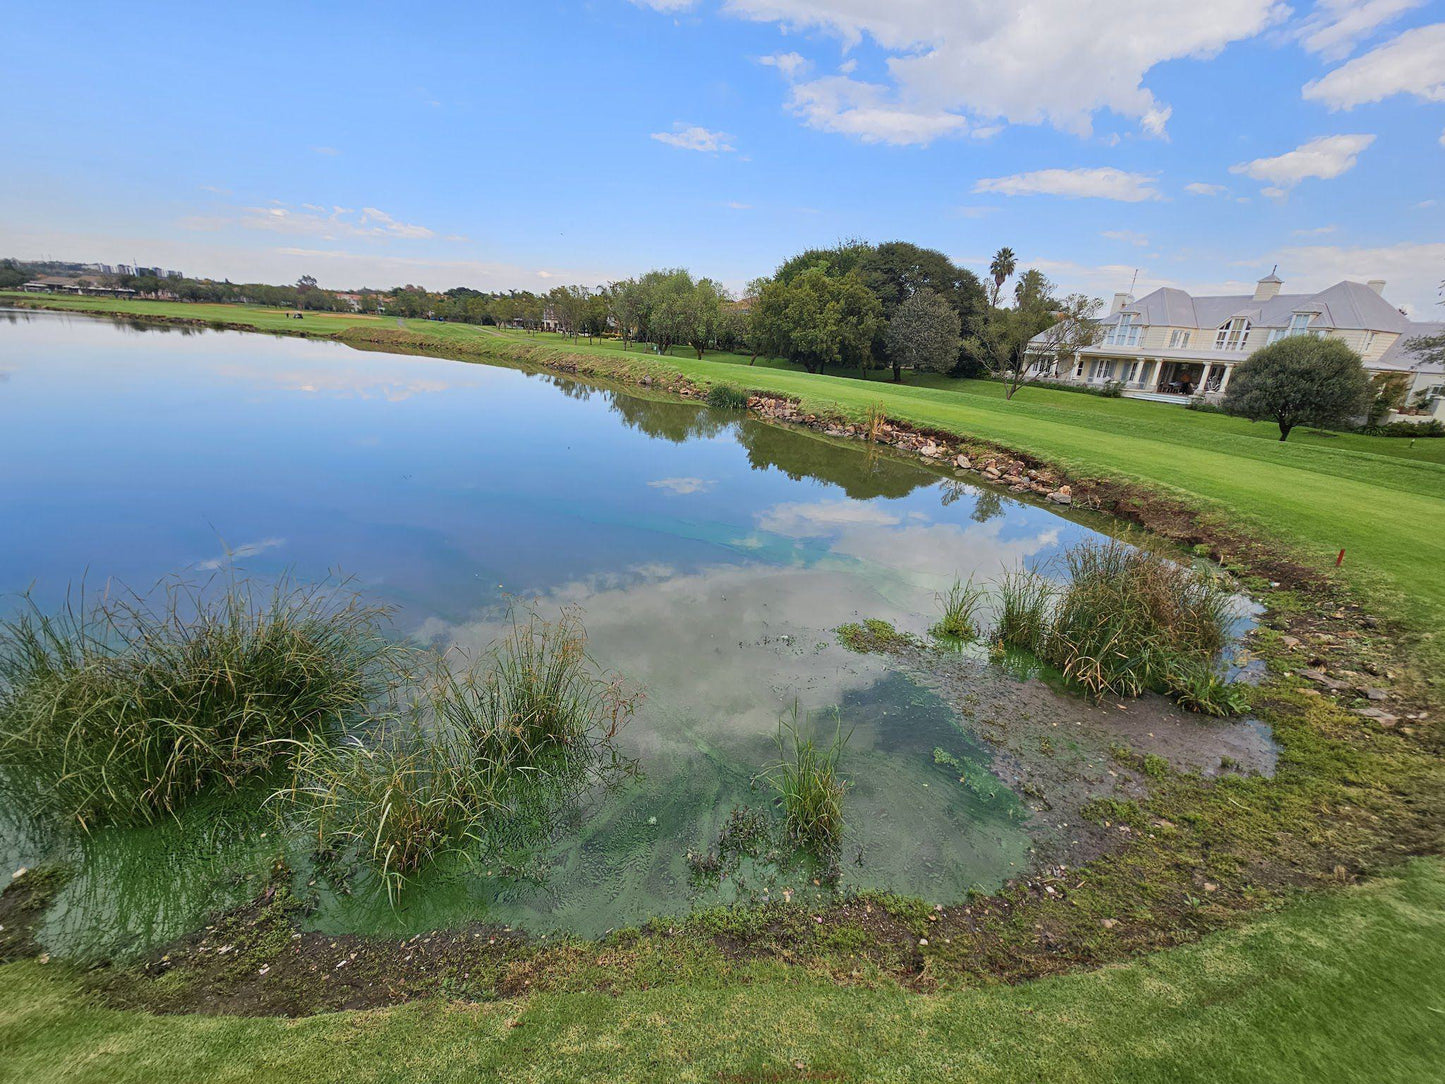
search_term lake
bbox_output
[0,309,1259,960]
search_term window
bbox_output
[1168,330,1191,349]
[1089,359,1115,382]
[1268,311,1317,346]
[1361,331,1375,355]
[1074,357,1085,378]
[1204,365,1224,393]
[1125,360,1141,385]
[1215,318,1251,351]
[1104,313,1141,348]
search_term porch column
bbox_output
[1215,364,1233,396]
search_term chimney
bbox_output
[1110,292,1134,315]
[1367,279,1386,296]
[1253,267,1283,302]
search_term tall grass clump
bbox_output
[932,576,987,641]
[283,606,636,896]
[0,577,395,830]
[1047,537,1231,699]
[705,383,749,410]
[995,569,1054,655]
[760,706,849,861]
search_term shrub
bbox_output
[705,382,749,410]
[1186,395,1224,413]
[1222,336,1371,441]
[1100,380,1125,398]
[1359,419,1444,438]
[0,576,394,829]
[932,576,987,640]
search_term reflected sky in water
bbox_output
[1,310,1117,947]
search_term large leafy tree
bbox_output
[1223,335,1372,441]
[858,241,987,364]
[883,288,961,383]
[752,266,881,374]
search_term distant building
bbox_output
[20,276,136,298]
[166,270,183,279]
[1028,273,1445,422]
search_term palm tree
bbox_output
[1013,268,1053,308]
[989,247,1017,307]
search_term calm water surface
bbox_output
[1,310,1124,956]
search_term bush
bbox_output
[1163,663,1249,717]
[1359,419,1444,438]
[1100,380,1125,398]
[1186,395,1225,413]
[0,576,394,829]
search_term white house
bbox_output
[1028,273,1445,420]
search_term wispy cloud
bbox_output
[1101,229,1150,246]
[1184,182,1227,196]
[1302,23,1445,108]
[650,124,736,152]
[186,201,438,241]
[648,477,715,495]
[757,51,810,80]
[974,168,1163,202]
[196,537,286,570]
[311,145,340,156]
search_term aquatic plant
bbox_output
[1046,537,1231,699]
[0,576,395,829]
[705,383,749,410]
[836,619,914,654]
[761,706,849,859]
[932,576,987,641]
[1163,663,1249,717]
[282,607,636,897]
[994,570,1054,655]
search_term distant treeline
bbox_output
[2,243,1074,379]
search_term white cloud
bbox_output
[756,500,901,536]
[1258,241,1445,314]
[1440,127,1445,147]
[785,75,969,145]
[1294,0,1424,60]
[650,124,737,152]
[630,0,696,10]
[1229,134,1375,194]
[1101,229,1150,246]
[1303,23,1445,108]
[973,167,1163,202]
[1184,181,1228,196]
[757,51,810,79]
[186,201,438,241]
[1293,224,1338,236]
[197,537,286,571]
[725,200,753,210]
[648,477,716,495]
[312,145,340,156]
[704,0,1288,139]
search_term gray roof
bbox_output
[1105,279,1413,333]
[1378,321,1445,374]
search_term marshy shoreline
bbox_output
[0,300,1439,1020]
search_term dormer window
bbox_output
[1168,330,1191,349]
[1267,311,1319,345]
[1104,313,1141,347]
[1215,318,1251,351]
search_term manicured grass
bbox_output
[2,858,1441,1083]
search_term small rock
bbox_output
[918,938,928,946]
[1354,706,1397,728]
[1279,635,1301,649]
[1101,918,1117,929]
[10,867,26,881]
[1362,688,1387,702]
[954,455,972,470]
[1047,490,1072,505]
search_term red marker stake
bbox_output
[1336,549,1345,567]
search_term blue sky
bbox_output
[2,0,1442,311]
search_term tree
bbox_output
[988,247,1017,308]
[752,267,881,374]
[989,293,1102,400]
[681,278,727,359]
[1013,268,1055,308]
[883,288,960,383]
[1222,335,1372,441]
[858,241,988,367]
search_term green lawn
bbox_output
[2,859,1441,1083]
